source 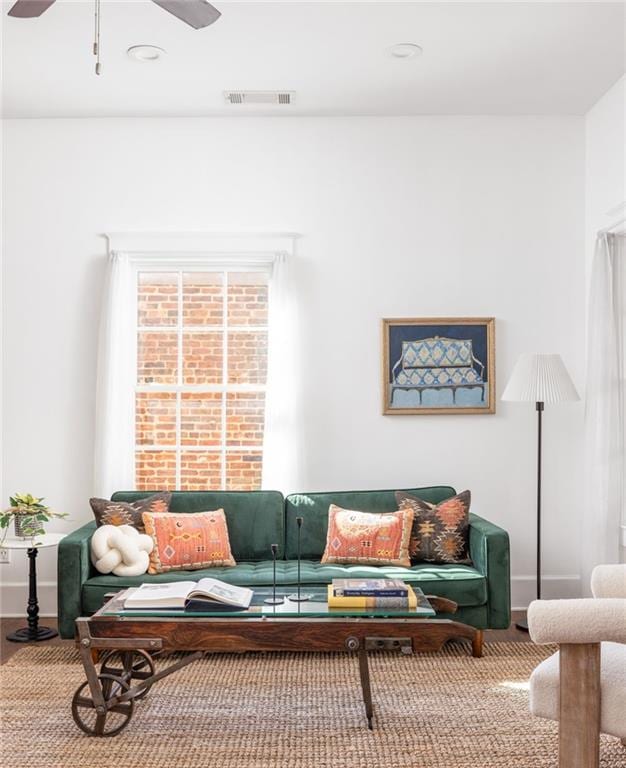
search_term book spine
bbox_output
[328,595,416,609]
[335,589,409,597]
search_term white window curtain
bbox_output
[94,243,300,497]
[262,253,301,492]
[93,252,136,497]
[583,232,626,590]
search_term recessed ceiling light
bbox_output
[127,45,166,63]
[388,43,423,60]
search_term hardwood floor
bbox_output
[0,612,531,665]
[0,617,69,664]
[485,612,532,642]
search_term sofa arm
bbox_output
[469,513,511,629]
[528,598,626,644]
[57,521,96,639]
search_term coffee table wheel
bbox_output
[71,673,134,737]
[99,649,155,700]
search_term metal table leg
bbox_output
[358,647,374,730]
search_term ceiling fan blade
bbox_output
[8,0,56,18]
[151,0,220,29]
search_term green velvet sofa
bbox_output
[57,486,511,639]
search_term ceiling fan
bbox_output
[7,0,221,73]
[8,0,221,28]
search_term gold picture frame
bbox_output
[382,317,496,415]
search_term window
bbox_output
[134,267,269,491]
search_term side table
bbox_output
[3,533,66,642]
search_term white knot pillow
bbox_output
[91,524,154,577]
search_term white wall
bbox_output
[1,116,586,614]
[586,74,626,262]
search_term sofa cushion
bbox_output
[81,560,486,614]
[90,492,171,532]
[295,562,487,607]
[396,489,472,564]
[321,505,414,567]
[285,487,457,560]
[143,509,236,574]
[111,491,284,562]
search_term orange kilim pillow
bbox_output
[142,509,236,575]
[321,504,414,567]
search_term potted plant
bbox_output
[0,493,67,542]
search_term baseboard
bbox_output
[1,577,581,617]
[0,582,57,617]
[511,575,581,610]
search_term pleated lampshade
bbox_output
[501,353,580,403]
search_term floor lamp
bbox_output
[502,353,580,631]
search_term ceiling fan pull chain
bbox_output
[93,0,101,75]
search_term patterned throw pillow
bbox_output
[90,492,171,533]
[142,509,236,575]
[321,504,414,567]
[395,490,472,564]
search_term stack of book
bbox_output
[327,578,417,609]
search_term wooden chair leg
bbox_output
[558,643,601,768]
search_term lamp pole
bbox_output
[516,400,543,632]
[535,401,543,603]
[502,353,580,634]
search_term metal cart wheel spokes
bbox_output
[99,649,156,700]
[71,673,134,737]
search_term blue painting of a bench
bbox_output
[391,336,486,405]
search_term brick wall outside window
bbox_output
[135,270,268,491]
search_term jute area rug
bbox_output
[2,642,625,768]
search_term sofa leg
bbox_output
[558,643,601,768]
[472,630,484,658]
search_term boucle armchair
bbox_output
[527,564,626,768]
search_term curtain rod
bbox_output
[117,251,283,260]
[105,232,300,254]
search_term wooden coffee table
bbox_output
[72,588,483,736]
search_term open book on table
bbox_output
[123,578,253,611]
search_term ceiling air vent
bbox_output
[224,90,295,105]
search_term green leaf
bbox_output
[10,492,47,510]
[23,524,43,536]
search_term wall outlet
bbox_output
[0,548,11,564]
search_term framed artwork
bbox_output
[382,317,496,415]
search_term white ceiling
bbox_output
[1,1,625,118]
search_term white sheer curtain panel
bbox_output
[583,232,626,590]
[262,253,301,492]
[93,252,136,498]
